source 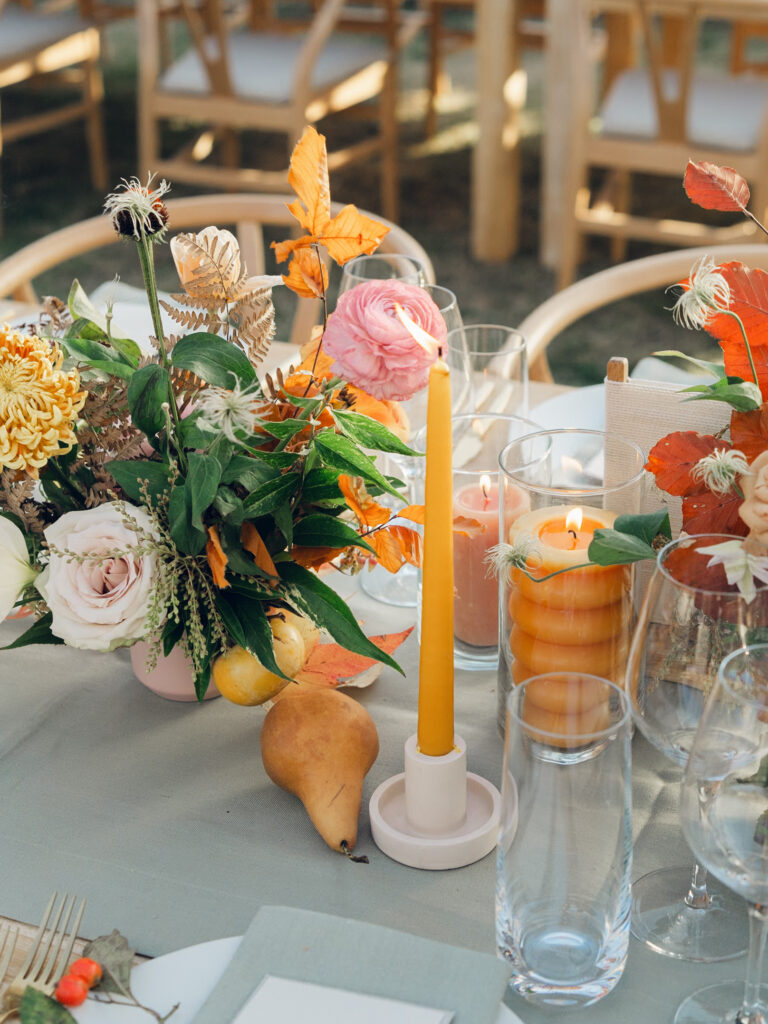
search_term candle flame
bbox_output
[394,302,440,355]
[480,474,491,500]
[565,507,583,532]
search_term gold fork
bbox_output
[0,893,86,1020]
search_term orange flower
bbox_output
[0,325,86,475]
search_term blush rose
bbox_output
[322,280,446,401]
[36,502,159,650]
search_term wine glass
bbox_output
[677,643,768,1023]
[357,283,472,607]
[626,533,768,961]
[336,254,428,296]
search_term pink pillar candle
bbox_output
[453,479,527,647]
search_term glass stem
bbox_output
[735,903,768,1024]
[684,861,712,910]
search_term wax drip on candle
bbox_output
[565,507,583,550]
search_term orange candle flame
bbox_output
[565,507,583,532]
[481,473,491,508]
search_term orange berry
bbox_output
[69,957,103,988]
[55,974,89,1006]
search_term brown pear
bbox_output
[260,688,379,853]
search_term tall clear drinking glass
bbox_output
[336,253,428,296]
[677,643,768,1023]
[497,674,632,1008]
[626,534,768,961]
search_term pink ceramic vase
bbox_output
[130,641,220,702]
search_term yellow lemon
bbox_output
[212,619,305,706]
[281,608,320,659]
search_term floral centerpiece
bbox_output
[644,160,768,584]
[0,126,435,706]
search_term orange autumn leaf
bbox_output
[241,522,277,576]
[453,514,485,538]
[692,262,768,397]
[295,627,413,689]
[731,406,768,463]
[206,524,229,589]
[272,127,390,296]
[385,525,422,567]
[683,161,750,213]
[339,474,391,529]
[280,246,329,298]
[291,545,346,570]
[398,504,425,525]
[646,431,729,496]
[681,488,746,537]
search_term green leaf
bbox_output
[218,521,266,576]
[67,280,142,361]
[277,562,403,673]
[83,930,134,997]
[293,513,373,552]
[301,468,345,506]
[681,377,762,412]
[252,419,311,441]
[186,453,222,524]
[178,413,216,451]
[106,459,171,503]
[162,617,185,658]
[19,987,76,1023]
[245,449,299,470]
[214,485,244,520]
[588,529,656,565]
[127,364,170,438]
[272,503,294,546]
[214,592,290,678]
[1,612,63,650]
[613,509,671,547]
[334,410,421,457]
[653,349,723,379]
[241,474,300,521]
[60,333,136,375]
[315,431,404,500]
[171,332,256,388]
[168,484,206,555]
[221,455,278,491]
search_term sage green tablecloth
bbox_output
[0,584,753,1023]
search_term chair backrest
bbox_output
[519,242,768,381]
[0,192,435,345]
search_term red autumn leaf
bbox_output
[683,161,750,213]
[290,545,346,570]
[663,543,733,591]
[646,431,729,496]
[731,407,768,463]
[295,627,413,689]
[698,263,768,396]
[681,488,747,537]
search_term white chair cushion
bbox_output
[0,4,92,61]
[599,69,768,151]
[158,31,388,103]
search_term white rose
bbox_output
[36,502,159,651]
[0,517,37,620]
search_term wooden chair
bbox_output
[136,0,421,223]
[517,241,768,382]
[0,191,435,346]
[557,0,768,288]
[424,0,545,138]
[0,0,107,196]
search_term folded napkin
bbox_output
[190,905,511,1024]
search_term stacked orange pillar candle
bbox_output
[507,506,631,700]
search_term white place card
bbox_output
[232,975,455,1024]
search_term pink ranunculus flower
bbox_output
[36,502,159,651]
[323,280,446,401]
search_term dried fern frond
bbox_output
[171,228,247,305]
[160,301,220,334]
[0,472,49,534]
[227,288,276,367]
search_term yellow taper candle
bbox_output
[417,351,455,755]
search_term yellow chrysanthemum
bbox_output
[0,324,86,475]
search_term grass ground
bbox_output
[0,17,744,384]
